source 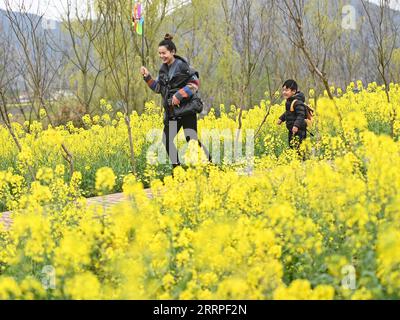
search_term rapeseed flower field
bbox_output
[0,82,399,299]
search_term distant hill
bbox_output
[0,8,65,41]
[1,1,399,97]
[0,8,69,92]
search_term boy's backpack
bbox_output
[290,100,314,128]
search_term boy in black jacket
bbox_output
[277,80,307,149]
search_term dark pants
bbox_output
[288,130,307,149]
[163,113,211,168]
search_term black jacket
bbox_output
[145,55,199,123]
[279,92,307,131]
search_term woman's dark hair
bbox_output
[282,79,298,92]
[159,34,177,54]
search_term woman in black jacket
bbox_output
[140,34,211,169]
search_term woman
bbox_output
[140,34,211,169]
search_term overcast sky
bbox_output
[369,0,400,9]
[0,0,399,21]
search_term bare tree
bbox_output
[4,0,75,176]
[278,0,342,100]
[361,0,399,138]
[360,0,399,103]
[225,0,278,147]
[236,0,276,109]
[50,0,105,115]
[4,1,57,119]
[0,26,36,180]
[95,0,139,174]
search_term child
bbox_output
[277,80,307,149]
